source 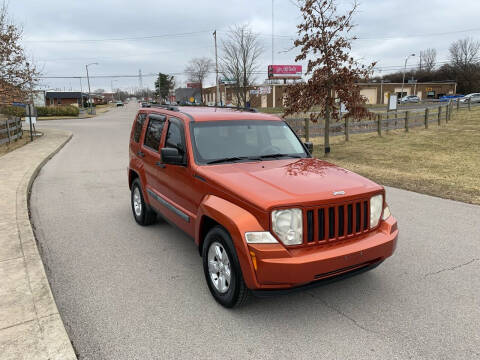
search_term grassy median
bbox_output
[311,107,480,205]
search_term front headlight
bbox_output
[370,194,383,228]
[272,208,303,245]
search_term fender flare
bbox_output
[196,195,265,289]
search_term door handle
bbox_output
[156,161,166,168]
[137,151,145,158]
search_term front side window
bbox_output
[165,117,186,162]
[133,113,147,142]
[143,114,166,151]
[191,120,307,165]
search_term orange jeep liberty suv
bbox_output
[128,106,398,307]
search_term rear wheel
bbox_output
[131,179,157,226]
[202,226,249,308]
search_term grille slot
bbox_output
[347,204,353,234]
[355,202,361,232]
[328,207,335,239]
[304,198,372,246]
[363,201,368,230]
[338,205,344,237]
[307,210,314,242]
[318,209,325,241]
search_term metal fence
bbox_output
[285,100,480,140]
[0,117,23,145]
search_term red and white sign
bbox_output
[268,65,302,79]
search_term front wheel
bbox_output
[131,179,157,226]
[202,226,249,308]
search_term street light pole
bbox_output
[401,54,415,100]
[111,79,118,101]
[272,0,274,66]
[85,62,98,114]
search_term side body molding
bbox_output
[196,195,265,289]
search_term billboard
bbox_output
[186,82,201,88]
[268,65,302,79]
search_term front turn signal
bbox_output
[249,251,258,271]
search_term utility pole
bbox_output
[401,54,415,101]
[214,30,220,106]
[111,79,118,101]
[85,62,98,114]
[79,77,83,108]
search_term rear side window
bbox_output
[133,113,147,142]
[144,114,166,151]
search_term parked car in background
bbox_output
[141,102,151,108]
[128,106,398,307]
[439,94,464,102]
[399,95,420,104]
[116,101,124,107]
[460,93,480,103]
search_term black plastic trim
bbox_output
[147,189,190,222]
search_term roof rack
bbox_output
[205,105,258,113]
[150,104,179,111]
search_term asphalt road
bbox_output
[31,103,480,360]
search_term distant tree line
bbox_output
[373,38,480,94]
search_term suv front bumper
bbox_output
[246,216,398,290]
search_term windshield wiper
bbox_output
[206,156,262,165]
[259,153,303,159]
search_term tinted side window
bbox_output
[165,118,186,160]
[144,115,166,151]
[133,113,147,142]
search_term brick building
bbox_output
[46,92,88,107]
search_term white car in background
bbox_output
[399,95,420,104]
[460,93,480,103]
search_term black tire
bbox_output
[131,179,157,226]
[202,226,249,308]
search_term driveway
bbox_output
[30,103,480,360]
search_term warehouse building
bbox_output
[202,81,457,108]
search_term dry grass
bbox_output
[0,131,38,157]
[312,107,480,205]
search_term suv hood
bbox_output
[198,158,382,210]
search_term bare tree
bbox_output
[0,1,39,104]
[184,57,213,101]
[419,48,436,72]
[220,24,263,106]
[449,37,480,68]
[448,38,480,94]
[283,0,374,154]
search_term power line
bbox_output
[24,30,212,43]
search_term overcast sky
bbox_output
[9,0,480,92]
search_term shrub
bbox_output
[0,106,25,117]
[0,105,79,117]
[36,105,79,117]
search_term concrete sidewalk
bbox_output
[0,129,76,360]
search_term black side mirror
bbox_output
[304,141,313,154]
[161,147,184,165]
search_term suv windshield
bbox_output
[191,120,308,165]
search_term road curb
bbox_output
[0,129,77,360]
